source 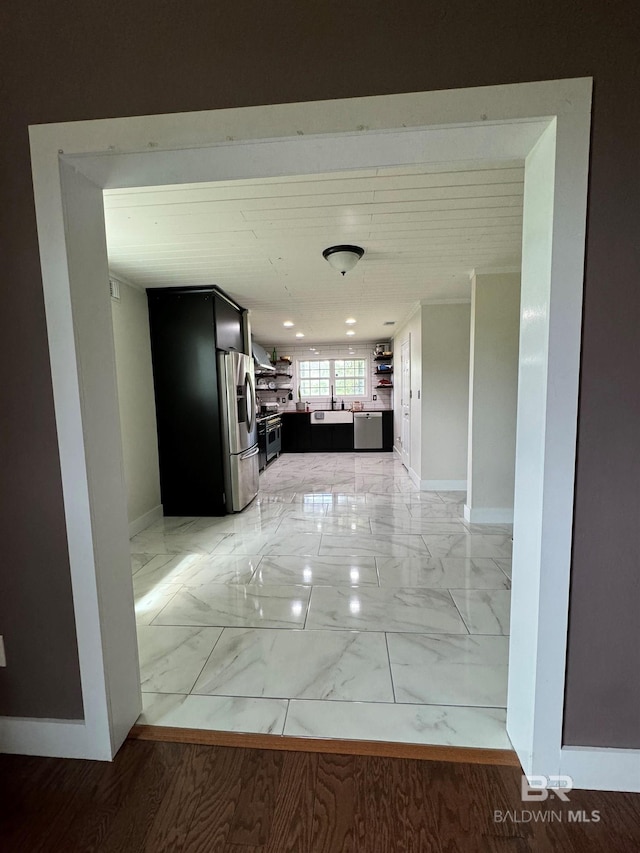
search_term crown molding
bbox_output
[109,271,145,293]
[470,265,521,279]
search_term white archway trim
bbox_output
[5,79,621,791]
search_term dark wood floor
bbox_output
[1,740,639,852]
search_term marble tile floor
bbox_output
[133,452,513,751]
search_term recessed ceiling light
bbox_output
[283,320,294,327]
[345,318,357,325]
[295,332,305,338]
[346,330,355,336]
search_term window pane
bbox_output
[335,359,365,378]
[300,378,330,397]
[336,378,365,396]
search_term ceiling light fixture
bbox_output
[346,330,355,336]
[322,245,364,276]
[295,332,305,338]
[345,318,357,325]
[283,320,294,327]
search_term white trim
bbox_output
[560,746,640,793]
[422,479,467,492]
[419,297,471,306]
[0,717,112,760]
[129,504,163,538]
[24,78,603,782]
[470,264,522,277]
[407,466,421,488]
[463,505,514,524]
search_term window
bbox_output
[298,360,331,397]
[298,358,367,398]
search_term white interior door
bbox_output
[400,337,411,469]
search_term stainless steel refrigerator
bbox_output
[219,351,259,511]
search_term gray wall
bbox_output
[111,279,162,528]
[0,0,638,746]
[421,304,470,485]
[466,274,520,516]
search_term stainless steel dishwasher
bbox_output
[353,411,383,449]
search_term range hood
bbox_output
[252,339,275,374]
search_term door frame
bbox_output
[13,78,633,790]
[400,336,411,469]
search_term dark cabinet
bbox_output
[281,413,311,452]
[310,424,331,452]
[382,410,393,451]
[147,286,246,516]
[311,423,354,452]
[214,292,244,352]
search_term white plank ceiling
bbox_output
[103,160,523,346]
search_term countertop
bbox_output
[257,409,392,419]
[282,409,392,414]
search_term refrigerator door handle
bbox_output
[240,445,260,460]
[245,371,256,434]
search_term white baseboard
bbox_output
[128,504,163,537]
[560,745,640,793]
[0,717,111,760]
[463,505,514,524]
[408,466,421,488]
[421,479,467,492]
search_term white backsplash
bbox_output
[255,342,393,412]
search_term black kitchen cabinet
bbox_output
[310,424,332,452]
[382,410,393,450]
[214,291,244,352]
[281,413,311,452]
[311,422,354,452]
[147,286,246,516]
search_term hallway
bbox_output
[131,452,513,749]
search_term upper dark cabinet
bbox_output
[214,292,244,352]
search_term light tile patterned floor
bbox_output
[132,452,513,749]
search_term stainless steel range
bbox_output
[257,411,282,470]
[265,414,282,463]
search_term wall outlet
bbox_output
[0,636,6,667]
